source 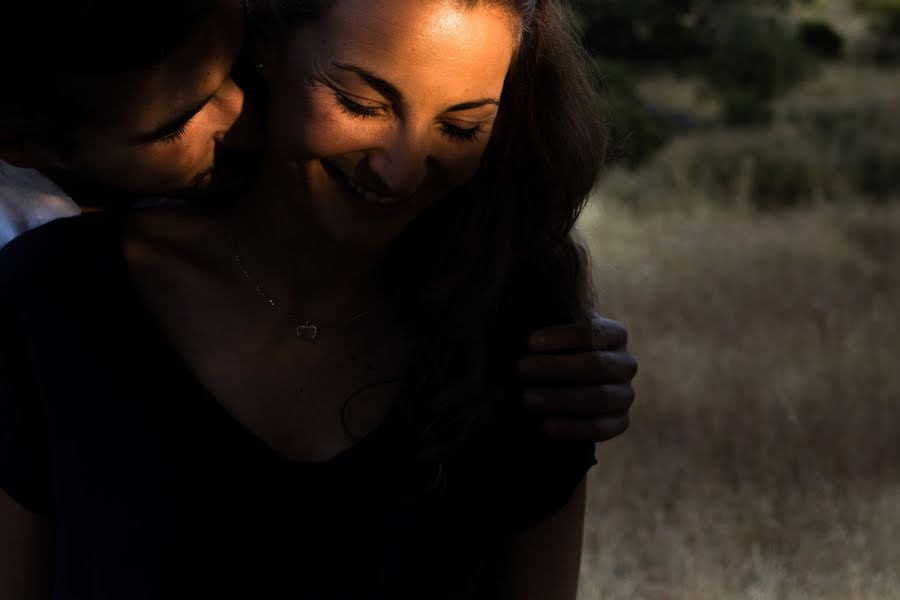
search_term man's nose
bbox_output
[366,125,432,198]
[216,80,264,152]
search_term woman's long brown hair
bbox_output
[249,0,607,465]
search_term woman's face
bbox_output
[263,0,518,248]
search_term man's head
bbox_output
[0,0,253,201]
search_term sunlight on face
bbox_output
[263,0,518,248]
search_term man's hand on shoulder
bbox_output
[518,314,637,442]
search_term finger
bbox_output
[522,384,635,416]
[528,314,628,353]
[518,350,638,384]
[541,414,631,442]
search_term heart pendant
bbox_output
[296,322,318,341]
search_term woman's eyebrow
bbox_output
[445,99,499,112]
[332,63,499,112]
[333,63,402,104]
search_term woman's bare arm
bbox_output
[485,478,588,600]
[0,489,53,600]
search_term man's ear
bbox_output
[0,127,57,169]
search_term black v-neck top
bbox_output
[0,213,597,599]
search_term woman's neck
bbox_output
[220,158,386,326]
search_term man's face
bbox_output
[59,0,256,198]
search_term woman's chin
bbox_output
[304,188,409,252]
[303,161,424,250]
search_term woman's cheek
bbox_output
[292,97,380,156]
[436,138,492,188]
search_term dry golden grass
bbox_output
[575,200,900,599]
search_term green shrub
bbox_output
[782,78,900,202]
[594,60,674,168]
[720,88,774,126]
[796,20,845,59]
[574,0,713,61]
[859,0,900,63]
[675,131,824,210]
[699,9,817,127]
[596,128,833,212]
[703,10,816,101]
[599,88,900,213]
[853,142,900,201]
[860,0,900,34]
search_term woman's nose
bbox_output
[366,124,432,199]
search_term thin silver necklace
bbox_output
[228,232,370,342]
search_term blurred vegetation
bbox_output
[703,8,816,125]
[858,0,900,62]
[573,0,899,208]
[577,200,900,599]
[597,66,899,211]
[593,59,673,167]
[796,20,845,59]
[575,0,817,142]
[572,5,900,598]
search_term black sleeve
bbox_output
[488,370,596,535]
[488,247,598,534]
[0,238,53,518]
[495,423,596,535]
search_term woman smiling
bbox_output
[0,0,610,597]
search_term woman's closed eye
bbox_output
[333,91,485,144]
[439,123,484,143]
[333,91,385,119]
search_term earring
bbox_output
[256,63,264,75]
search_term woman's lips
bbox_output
[322,161,401,205]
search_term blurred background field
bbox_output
[571,0,900,597]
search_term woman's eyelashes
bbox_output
[331,91,484,144]
[439,123,483,143]
[334,91,383,119]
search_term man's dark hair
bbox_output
[0,0,216,148]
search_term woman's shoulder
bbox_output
[120,204,225,266]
